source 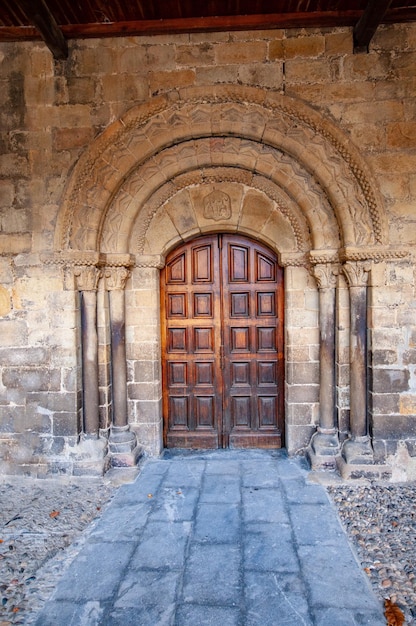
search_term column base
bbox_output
[337,436,392,480]
[307,430,340,470]
[108,425,143,468]
[341,436,373,464]
[72,434,110,476]
[337,455,392,480]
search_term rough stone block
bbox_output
[0,320,28,346]
[283,35,325,58]
[102,73,148,102]
[66,76,97,104]
[215,41,267,64]
[176,43,215,66]
[400,394,416,415]
[287,403,315,426]
[196,64,239,84]
[149,69,195,94]
[370,392,401,415]
[286,425,316,455]
[325,30,353,54]
[29,48,54,77]
[52,413,80,436]
[402,349,416,365]
[133,360,160,383]
[386,121,416,148]
[285,58,333,83]
[53,127,94,151]
[238,62,284,89]
[0,180,15,208]
[71,46,117,76]
[2,368,61,392]
[372,368,409,393]
[286,384,319,404]
[371,349,398,366]
[24,76,55,106]
[373,415,416,439]
[268,39,284,60]
[0,153,29,178]
[288,362,319,385]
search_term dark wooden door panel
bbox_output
[222,235,283,449]
[161,234,284,449]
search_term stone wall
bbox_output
[0,23,416,477]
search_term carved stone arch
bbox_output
[100,137,339,257]
[55,85,387,256]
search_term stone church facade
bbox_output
[1,23,416,479]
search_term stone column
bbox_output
[74,265,101,437]
[341,260,373,464]
[309,263,339,466]
[104,264,141,466]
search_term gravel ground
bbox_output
[326,482,416,626]
[0,470,415,625]
[0,475,117,625]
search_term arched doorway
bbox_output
[161,234,284,449]
[50,85,392,471]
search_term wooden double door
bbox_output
[161,234,284,449]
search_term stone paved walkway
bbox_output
[32,450,385,625]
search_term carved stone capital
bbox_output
[104,266,131,291]
[73,265,101,291]
[311,263,338,289]
[342,261,371,288]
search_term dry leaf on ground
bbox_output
[384,598,405,626]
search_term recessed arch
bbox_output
[55,84,388,256]
[101,138,340,257]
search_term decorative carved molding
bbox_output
[342,261,371,288]
[103,267,131,291]
[279,252,309,268]
[312,263,339,289]
[309,250,339,265]
[41,251,103,267]
[73,266,101,291]
[56,85,386,257]
[340,246,409,262]
[127,161,311,255]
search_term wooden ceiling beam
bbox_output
[0,11,362,41]
[1,6,415,44]
[353,0,393,53]
[16,0,68,59]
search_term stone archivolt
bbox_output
[102,137,339,258]
[55,85,388,260]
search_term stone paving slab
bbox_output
[33,450,386,625]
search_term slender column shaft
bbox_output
[74,266,101,436]
[319,286,336,431]
[109,288,128,428]
[104,266,132,437]
[349,284,368,438]
[313,264,338,433]
[80,291,99,435]
[343,261,370,440]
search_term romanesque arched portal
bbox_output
[51,84,398,474]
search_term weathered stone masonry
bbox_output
[1,24,416,478]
